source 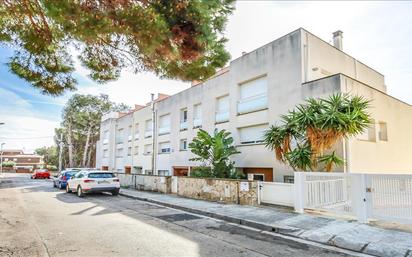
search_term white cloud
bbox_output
[0,88,58,153]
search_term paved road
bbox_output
[0,174,361,257]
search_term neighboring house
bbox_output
[1,149,43,172]
[96,28,412,182]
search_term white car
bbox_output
[66,171,120,197]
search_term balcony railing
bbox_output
[134,133,139,140]
[237,94,268,114]
[193,118,202,128]
[215,110,229,123]
[103,138,109,145]
[128,135,132,141]
[158,126,170,135]
[180,121,188,130]
[144,130,153,138]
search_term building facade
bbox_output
[96,28,412,182]
[0,149,43,171]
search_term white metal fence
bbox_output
[260,172,412,224]
[369,174,412,223]
[303,173,354,216]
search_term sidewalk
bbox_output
[120,188,412,257]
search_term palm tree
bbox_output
[263,93,371,172]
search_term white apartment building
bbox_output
[96,28,412,182]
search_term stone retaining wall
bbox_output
[177,177,259,206]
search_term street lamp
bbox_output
[0,143,5,174]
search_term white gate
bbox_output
[260,182,294,207]
[369,174,412,224]
[171,176,178,194]
[302,173,354,216]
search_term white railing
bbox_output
[180,121,188,130]
[237,94,267,114]
[103,138,109,145]
[158,126,170,135]
[128,135,132,141]
[215,111,229,123]
[134,133,139,140]
[193,118,202,128]
[369,174,412,223]
[291,172,412,224]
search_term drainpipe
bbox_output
[151,93,157,175]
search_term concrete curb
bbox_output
[119,192,366,250]
[121,191,409,257]
[119,192,299,233]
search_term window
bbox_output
[125,166,131,174]
[180,108,188,130]
[134,123,139,140]
[103,149,108,158]
[127,146,132,156]
[116,128,124,144]
[180,139,187,151]
[103,130,109,144]
[134,166,143,174]
[13,158,17,161]
[116,148,123,157]
[144,144,152,155]
[128,125,132,141]
[378,122,388,141]
[159,114,171,135]
[145,119,153,138]
[216,95,229,123]
[193,103,202,128]
[284,175,294,184]
[357,120,376,142]
[239,124,268,144]
[238,76,268,114]
[159,141,171,153]
[158,170,170,176]
[145,169,153,175]
[134,145,139,155]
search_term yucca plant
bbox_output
[263,93,371,172]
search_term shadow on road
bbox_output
[0,174,351,257]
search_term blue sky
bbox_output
[1,1,412,152]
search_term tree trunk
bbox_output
[87,144,94,168]
[67,122,74,168]
[82,125,91,167]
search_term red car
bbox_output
[31,169,51,179]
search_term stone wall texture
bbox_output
[116,173,171,193]
[177,177,259,206]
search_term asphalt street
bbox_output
[0,173,362,257]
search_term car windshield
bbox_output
[88,173,115,178]
[65,171,77,177]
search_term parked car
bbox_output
[31,169,50,179]
[52,169,80,189]
[66,170,120,197]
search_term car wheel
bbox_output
[66,184,72,193]
[59,182,64,190]
[77,186,84,197]
[112,189,120,196]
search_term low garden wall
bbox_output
[176,177,259,206]
[115,173,171,194]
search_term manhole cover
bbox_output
[157,213,202,222]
